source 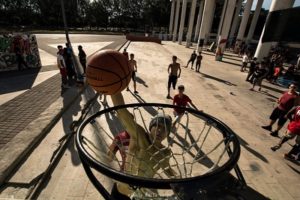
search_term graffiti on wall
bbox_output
[0,34,41,72]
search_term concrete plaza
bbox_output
[0,38,299,200]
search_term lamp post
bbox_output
[60,0,84,83]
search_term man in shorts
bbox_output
[195,52,203,72]
[241,53,249,72]
[167,56,181,99]
[249,62,268,91]
[172,85,199,127]
[271,98,300,152]
[127,53,138,94]
[110,93,174,199]
[57,45,70,89]
[262,84,298,136]
[186,50,197,70]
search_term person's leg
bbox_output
[241,63,245,72]
[196,63,199,72]
[173,76,178,90]
[270,111,287,136]
[187,60,191,67]
[271,131,295,151]
[262,108,280,131]
[191,60,195,69]
[167,76,172,98]
[246,71,253,81]
[133,73,138,93]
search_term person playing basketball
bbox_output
[172,85,199,128]
[127,53,138,94]
[167,56,181,99]
[195,52,203,73]
[110,93,175,199]
[186,50,197,70]
[271,97,300,151]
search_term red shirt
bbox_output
[293,106,300,123]
[278,92,297,111]
[173,94,191,114]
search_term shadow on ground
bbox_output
[201,73,237,86]
[0,68,41,94]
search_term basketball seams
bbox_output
[87,64,131,89]
[86,50,132,95]
[87,64,123,93]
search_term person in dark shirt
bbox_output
[246,57,257,82]
[64,43,76,80]
[249,62,268,91]
[15,46,29,71]
[262,84,298,137]
[78,45,87,73]
[195,52,203,72]
[186,50,197,70]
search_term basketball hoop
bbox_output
[76,103,243,200]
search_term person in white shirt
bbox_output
[57,45,70,89]
[241,53,249,72]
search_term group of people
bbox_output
[261,83,300,162]
[186,50,203,72]
[57,43,87,88]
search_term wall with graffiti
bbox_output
[0,34,41,72]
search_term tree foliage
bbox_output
[0,0,171,29]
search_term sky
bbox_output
[251,0,300,10]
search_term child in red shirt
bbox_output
[172,85,199,127]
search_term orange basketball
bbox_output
[86,50,132,95]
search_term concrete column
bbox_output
[172,0,181,42]
[229,0,243,39]
[216,0,237,57]
[178,0,188,44]
[254,0,295,60]
[169,0,176,35]
[197,0,216,49]
[236,0,254,42]
[246,0,264,44]
[217,0,227,36]
[186,0,197,47]
[193,0,204,42]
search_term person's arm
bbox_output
[178,65,181,78]
[168,64,171,74]
[111,93,149,148]
[134,60,137,72]
[284,106,297,120]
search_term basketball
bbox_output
[86,49,132,95]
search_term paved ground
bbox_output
[0,40,299,200]
[0,34,125,149]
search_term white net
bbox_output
[80,105,235,199]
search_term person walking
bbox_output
[241,53,249,72]
[249,62,268,91]
[195,52,203,73]
[78,45,87,73]
[15,46,29,71]
[246,57,257,82]
[186,50,197,70]
[167,56,181,99]
[262,84,298,136]
[57,45,70,89]
[127,53,138,94]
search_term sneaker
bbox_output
[284,153,295,161]
[271,145,281,151]
[166,95,171,99]
[249,88,254,91]
[261,125,272,131]
[134,91,139,94]
[126,88,130,91]
[270,131,278,137]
